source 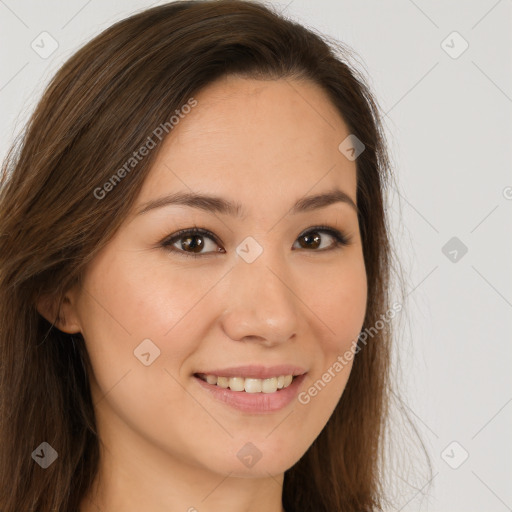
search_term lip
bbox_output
[193,364,307,379]
[193,372,308,413]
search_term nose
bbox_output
[220,251,300,347]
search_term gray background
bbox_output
[1,1,511,510]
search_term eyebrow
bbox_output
[135,188,358,218]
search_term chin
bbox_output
[206,438,307,477]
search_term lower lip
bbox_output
[193,374,307,413]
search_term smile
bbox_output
[195,373,295,393]
[193,373,307,413]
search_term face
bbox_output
[58,76,367,479]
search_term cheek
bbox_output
[76,255,207,444]
[80,247,208,340]
[296,253,366,407]
[299,253,367,351]
[76,250,224,397]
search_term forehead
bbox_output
[135,76,357,212]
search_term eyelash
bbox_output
[159,225,352,259]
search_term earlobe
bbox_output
[36,291,82,334]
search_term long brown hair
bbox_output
[0,1,427,510]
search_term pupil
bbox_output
[183,235,204,253]
[301,232,320,249]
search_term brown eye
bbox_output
[161,228,223,258]
[297,231,322,249]
[293,227,349,251]
[179,234,206,253]
[161,226,350,259]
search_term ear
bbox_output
[36,287,82,334]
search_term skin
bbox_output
[39,75,367,512]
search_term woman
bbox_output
[0,1,427,510]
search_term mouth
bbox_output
[193,372,299,393]
[192,371,308,413]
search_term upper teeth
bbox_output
[198,374,294,393]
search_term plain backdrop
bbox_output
[1,1,511,511]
